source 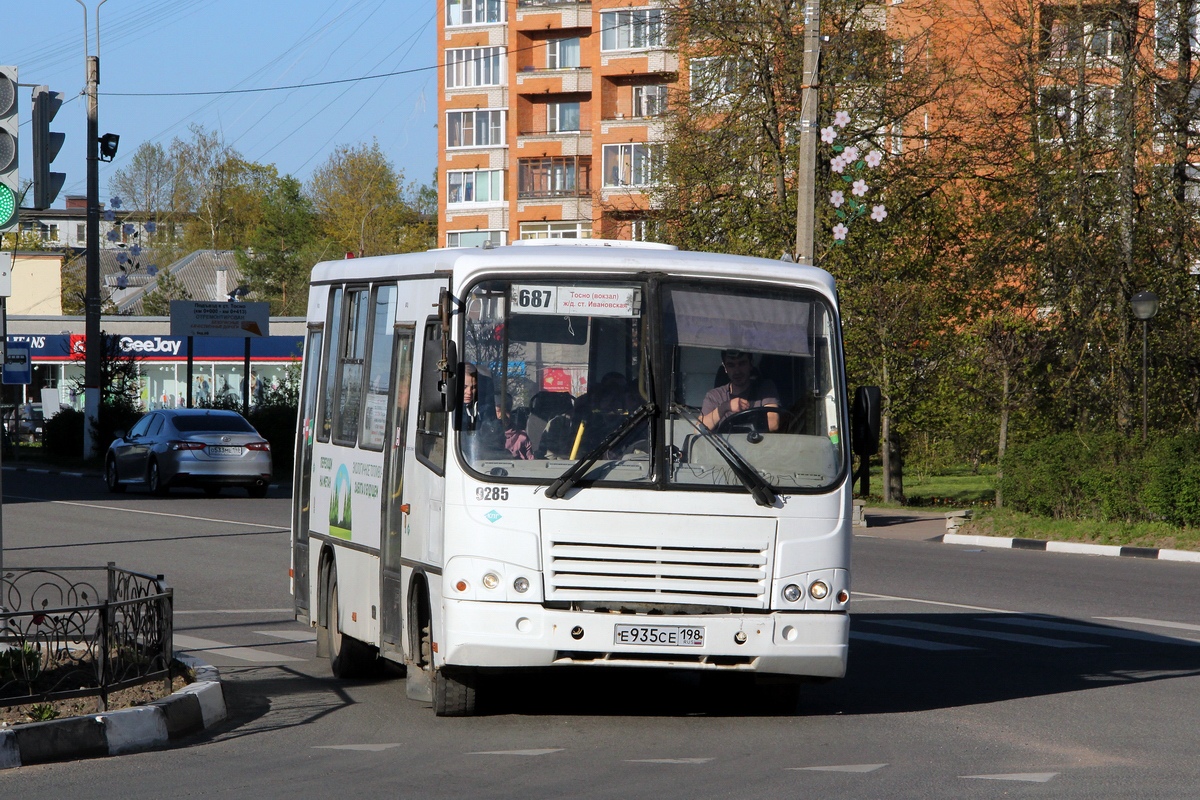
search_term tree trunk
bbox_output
[996,365,1010,509]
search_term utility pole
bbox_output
[84,53,101,459]
[794,0,821,265]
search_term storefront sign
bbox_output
[170,301,272,338]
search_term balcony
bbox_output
[518,157,593,200]
[516,66,592,95]
[515,0,590,30]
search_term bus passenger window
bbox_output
[317,287,343,442]
[334,289,369,446]
[416,320,447,471]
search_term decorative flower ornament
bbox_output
[122,223,136,236]
[147,265,159,277]
[103,209,115,222]
[117,274,128,289]
[106,230,120,242]
[110,196,122,209]
[145,221,157,234]
[824,111,888,245]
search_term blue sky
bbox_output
[7,0,438,208]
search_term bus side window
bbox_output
[333,288,370,446]
[416,319,447,472]
[317,287,344,443]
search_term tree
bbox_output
[237,175,326,315]
[307,140,410,257]
[107,140,188,258]
[141,268,193,316]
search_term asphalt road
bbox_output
[2,468,1198,798]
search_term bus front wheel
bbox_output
[433,666,478,717]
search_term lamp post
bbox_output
[1131,291,1159,443]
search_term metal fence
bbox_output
[0,564,173,711]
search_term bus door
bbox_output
[292,326,323,622]
[380,325,416,655]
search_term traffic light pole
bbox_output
[84,54,100,459]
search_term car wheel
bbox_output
[247,482,268,498]
[147,459,170,496]
[105,457,126,494]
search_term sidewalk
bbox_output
[857,507,948,542]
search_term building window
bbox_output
[690,57,750,106]
[447,230,506,248]
[447,109,505,148]
[602,143,660,187]
[447,169,505,205]
[446,47,505,89]
[76,223,86,242]
[446,0,505,26]
[1037,86,1073,141]
[547,37,580,69]
[518,157,591,198]
[547,101,581,133]
[1084,85,1116,138]
[1041,7,1125,62]
[1156,0,1200,58]
[601,8,665,51]
[633,84,668,117]
[519,221,593,239]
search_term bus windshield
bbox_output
[459,278,845,492]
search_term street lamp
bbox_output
[1132,291,1159,443]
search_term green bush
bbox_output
[43,408,85,457]
[1002,432,1200,526]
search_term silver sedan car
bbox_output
[105,409,273,497]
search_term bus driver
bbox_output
[699,349,781,432]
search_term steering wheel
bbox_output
[715,407,793,436]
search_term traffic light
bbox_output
[0,65,18,234]
[31,85,65,210]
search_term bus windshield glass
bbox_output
[459,278,845,492]
[460,280,653,483]
[664,283,845,492]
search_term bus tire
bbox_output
[326,570,376,678]
[433,666,478,717]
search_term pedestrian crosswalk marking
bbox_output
[990,617,1200,645]
[790,763,888,773]
[174,633,304,663]
[850,631,978,651]
[1097,616,1200,634]
[868,620,1097,648]
[962,772,1057,783]
[256,629,319,643]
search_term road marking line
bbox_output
[962,773,1058,783]
[469,749,564,756]
[990,617,1200,645]
[789,764,888,773]
[175,609,293,615]
[6,495,282,529]
[1097,617,1200,633]
[315,744,402,752]
[256,629,318,643]
[851,631,978,651]
[870,620,1098,648]
[627,758,713,764]
[854,592,1015,614]
[173,633,304,663]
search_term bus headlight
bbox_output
[482,572,500,590]
[782,584,802,603]
[513,576,530,593]
[809,580,830,600]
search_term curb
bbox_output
[0,655,225,770]
[943,533,1200,563]
[1,464,98,479]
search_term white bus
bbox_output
[291,240,879,715]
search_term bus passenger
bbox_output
[700,349,781,431]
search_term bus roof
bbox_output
[309,242,837,298]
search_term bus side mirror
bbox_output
[420,339,458,414]
[851,386,881,457]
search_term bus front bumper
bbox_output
[440,600,849,678]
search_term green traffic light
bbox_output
[0,183,16,228]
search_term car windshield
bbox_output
[460,279,652,484]
[173,414,255,433]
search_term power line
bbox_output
[101,63,437,98]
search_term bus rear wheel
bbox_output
[325,570,376,678]
[433,666,478,717]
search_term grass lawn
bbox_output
[963,508,1200,552]
[863,464,995,509]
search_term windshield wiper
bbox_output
[671,403,777,507]
[546,403,657,499]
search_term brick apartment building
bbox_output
[438,0,676,245]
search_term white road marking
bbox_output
[962,773,1058,783]
[173,633,304,663]
[871,620,1098,648]
[469,749,564,756]
[789,764,887,773]
[1097,617,1200,633]
[991,617,1200,645]
[627,758,713,764]
[315,744,403,752]
[851,631,978,651]
[256,629,318,642]
[6,495,282,529]
[854,592,1015,614]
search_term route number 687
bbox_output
[476,486,509,502]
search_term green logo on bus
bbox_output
[329,464,352,539]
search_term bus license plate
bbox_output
[614,625,705,647]
[208,446,242,455]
